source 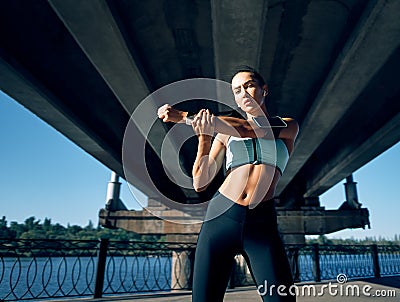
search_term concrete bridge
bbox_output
[1,0,400,243]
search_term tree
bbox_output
[317,235,332,245]
[85,220,94,230]
[0,216,16,239]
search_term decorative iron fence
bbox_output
[0,239,399,301]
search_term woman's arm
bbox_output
[213,116,299,141]
[157,104,260,136]
[157,104,299,141]
[191,111,226,192]
[157,104,188,123]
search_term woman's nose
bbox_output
[236,86,250,98]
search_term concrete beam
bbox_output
[48,0,165,145]
[277,0,400,194]
[305,112,400,197]
[275,0,358,116]
[99,206,370,239]
[98,208,202,236]
[48,0,149,114]
[211,0,268,89]
[277,207,370,235]
[48,0,197,200]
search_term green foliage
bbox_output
[0,216,16,239]
[306,234,400,245]
[0,216,163,242]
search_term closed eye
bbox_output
[244,82,255,89]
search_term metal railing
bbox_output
[0,239,99,300]
[0,239,399,301]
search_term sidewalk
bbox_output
[83,276,399,302]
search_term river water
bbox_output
[1,252,398,301]
[0,256,171,300]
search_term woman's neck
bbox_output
[246,104,269,120]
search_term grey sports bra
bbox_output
[225,136,290,174]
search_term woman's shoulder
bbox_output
[279,117,299,143]
[281,117,299,129]
[281,117,297,123]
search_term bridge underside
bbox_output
[1,0,399,241]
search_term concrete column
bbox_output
[233,254,252,286]
[230,254,251,288]
[171,249,193,289]
[105,171,127,211]
[344,174,360,209]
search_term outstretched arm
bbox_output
[157,104,188,123]
[215,115,299,141]
[157,104,299,141]
[157,104,259,137]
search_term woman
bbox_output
[158,66,298,301]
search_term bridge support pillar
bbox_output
[105,172,127,211]
[171,249,194,289]
[229,255,252,288]
[343,174,360,209]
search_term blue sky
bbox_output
[0,90,399,239]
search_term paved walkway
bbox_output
[63,276,400,302]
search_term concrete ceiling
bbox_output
[1,0,399,208]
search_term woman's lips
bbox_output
[243,99,252,106]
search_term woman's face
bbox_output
[231,72,266,114]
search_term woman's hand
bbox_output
[157,104,186,123]
[192,109,215,138]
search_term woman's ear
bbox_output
[262,84,269,96]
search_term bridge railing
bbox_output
[285,244,400,283]
[0,239,399,301]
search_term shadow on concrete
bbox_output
[356,276,400,289]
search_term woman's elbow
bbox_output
[193,181,208,192]
[192,176,210,192]
[192,164,217,192]
[193,185,207,192]
[240,123,257,138]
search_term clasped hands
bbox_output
[157,104,215,138]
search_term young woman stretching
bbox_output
[158,67,299,301]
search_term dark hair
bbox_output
[231,65,266,87]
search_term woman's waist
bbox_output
[219,166,280,205]
[206,191,277,222]
[218,185,276,207]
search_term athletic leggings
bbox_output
[192,192,295,302]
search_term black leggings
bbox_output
[192,192,295,302]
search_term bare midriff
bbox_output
[218,163,281,207]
